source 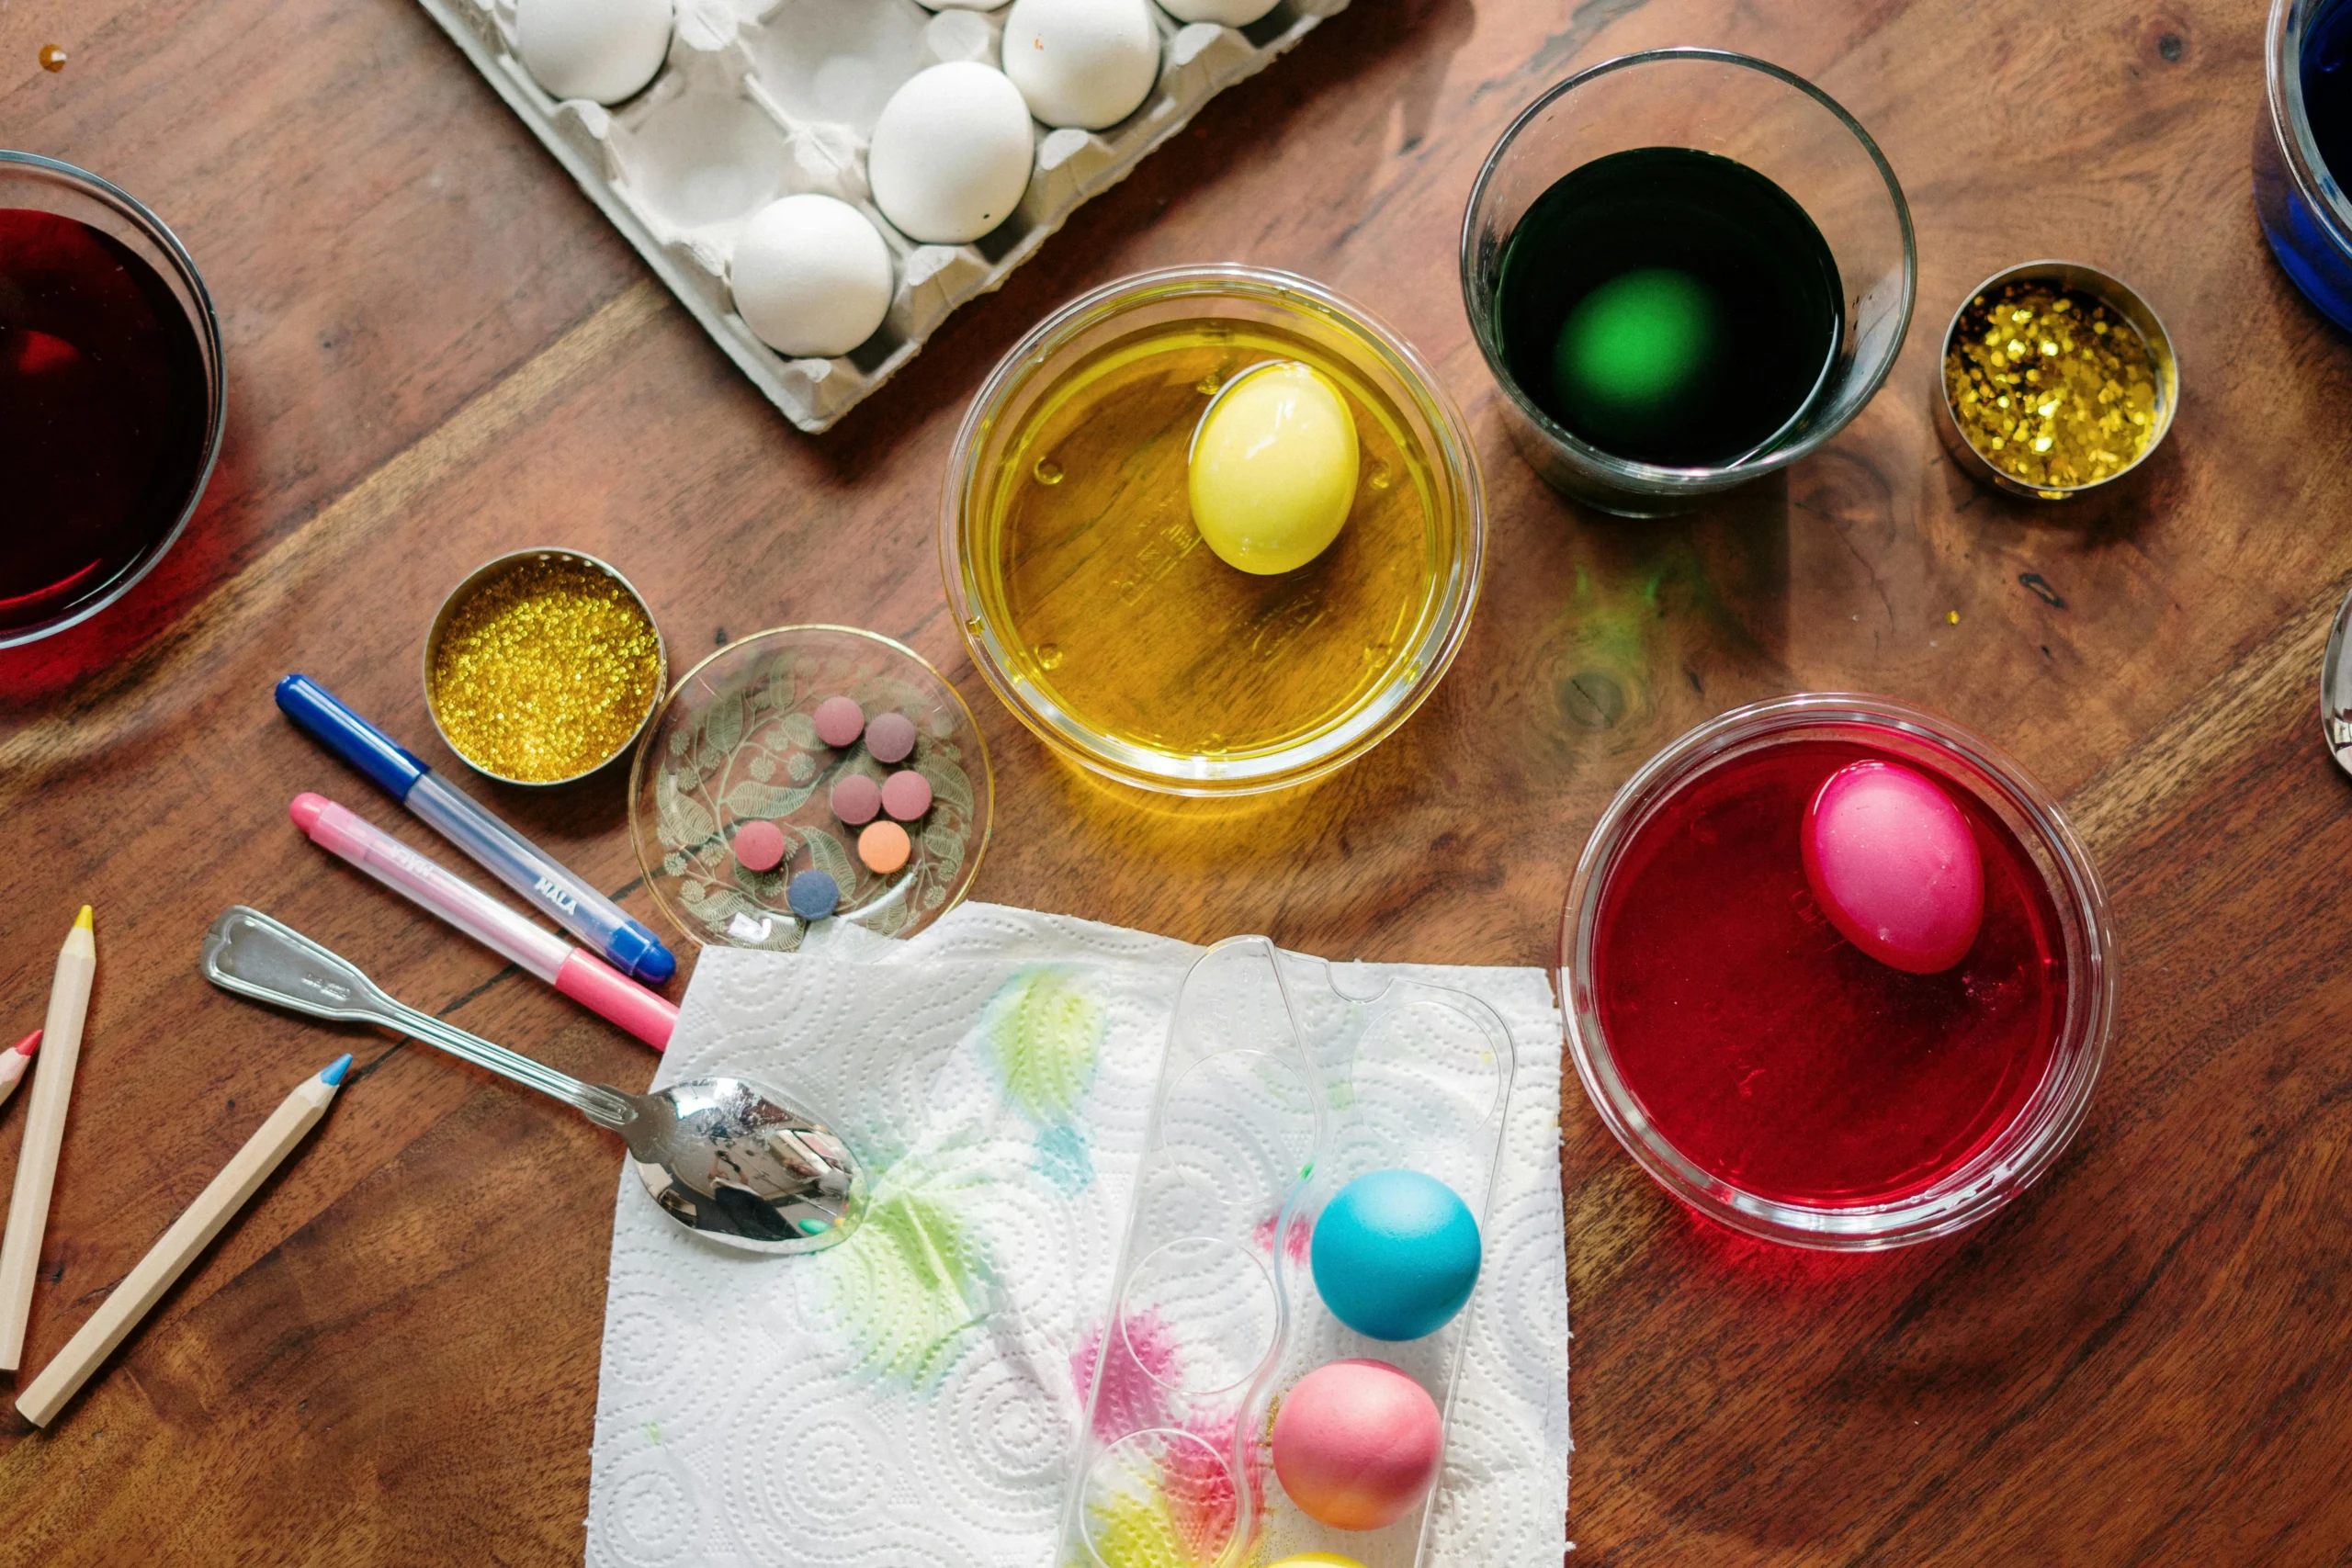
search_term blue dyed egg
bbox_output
[1309,1169,1481,1342]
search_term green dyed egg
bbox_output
[1550,267,1717,442]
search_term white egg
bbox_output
[729,195,895,359]
[1154,0,1279,26]
[866,62,1036,245]
[1001,0,1159,130]
[514,0,674,105]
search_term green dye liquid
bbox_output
[1495,147,1845,468]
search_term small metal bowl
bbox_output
[1935,260,2179,502]
[423,547,666,787]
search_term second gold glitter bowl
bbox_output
[1937,260,2179,503]
[424,547,667,787]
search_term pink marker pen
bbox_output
[288,793,676,1050]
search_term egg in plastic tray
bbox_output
[415,0,1351,432]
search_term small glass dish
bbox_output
[424,547,667,786]
[627,625,992,950]
[0,150,224,649]
[1934,261,2179,502]
[2256,0,2352,330]
[1560,694,2116,1250]
[1460,49,1915,517]
[941,264,1484,797]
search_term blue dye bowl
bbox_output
[2258,0,2352,331]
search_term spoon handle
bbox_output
[372,997,635,1128]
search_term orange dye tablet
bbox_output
[857,819,911,874]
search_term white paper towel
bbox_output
[584,903,1570,1567]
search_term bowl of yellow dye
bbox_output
[942,265,1486,795]
[424,547,666,786]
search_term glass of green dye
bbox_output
[1462,49,1915,516]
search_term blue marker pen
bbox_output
[275,673,676,986]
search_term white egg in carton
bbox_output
[414,0,1351,431]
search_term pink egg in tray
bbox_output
[1064,937,1515,1568]
[627,625,992,950]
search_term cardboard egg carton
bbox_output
[416,0,1351,432]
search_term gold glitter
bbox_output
[1944,280,2158,490]
[38,44,66,71]
[427,555,662,783]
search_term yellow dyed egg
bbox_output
[1187,360,1360,575]
[1267,1556,1369,1568]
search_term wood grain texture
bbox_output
[2,0,2350,1561]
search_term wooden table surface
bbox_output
[5,0,2351,1561]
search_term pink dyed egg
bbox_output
[1802,760,1984,975]
[1271,1359,1443,1531]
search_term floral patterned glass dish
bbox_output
[628,626,993,951]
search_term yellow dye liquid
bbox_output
[969,321,1453,763]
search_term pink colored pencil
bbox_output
[0,1032,38,1110]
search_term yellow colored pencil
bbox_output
[16,1052,351,1428]
[0,907,94,1373]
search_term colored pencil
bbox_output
[0,908,95,1372]
[15,1053,353,1428]
[0,1032,39,1111]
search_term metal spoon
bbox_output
[199,906,864,1255]
[2324,583,2352,777]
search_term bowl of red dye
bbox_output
[1561,694,2115,1249]
[0,151,223,649]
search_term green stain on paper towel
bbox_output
[1078,1491,1202,1568]
[830,1185,988,1389]
[981,965,1104,1123]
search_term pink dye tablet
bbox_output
[880,770,933,821]
[831,773,883,826]
[813,695,865,749]
[1270,1359,1443,1531]
[731,818,786,874]
[865,710,918,765]
[1802,759,1985,975]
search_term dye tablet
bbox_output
[1802,759,1985,974]
[858,819,911,874]
[787,869,840,920]
[813,695,865,748]
[865,711,918,764]
[831,773,883,826]
[1270,1359,1442,1530]
[730,818,786,874]
[880,770,933,820]
[1310,1169,1480,1341]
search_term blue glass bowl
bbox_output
[2257,0,2352,331]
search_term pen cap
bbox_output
[277,674,429,800]
[608,919,678,987]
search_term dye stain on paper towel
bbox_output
[829,1188,988,1389]
[981,965,1106,1190]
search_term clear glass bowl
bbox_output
[1460,50,1915,517]
[2256,0,2352,330]
[1559,694,2116,1249]
[941,265,1484,796]
[0,150,224,648]
[627,626,993,950]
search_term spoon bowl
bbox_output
[199,906,865,1254]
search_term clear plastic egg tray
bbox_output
[1063,936,1516,1568]
[414,0,1351,432]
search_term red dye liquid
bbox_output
[1594,739,2066,1208]
[0,209,209,636]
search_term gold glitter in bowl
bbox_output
[1936,261,2178,502]
[424,549,666,785]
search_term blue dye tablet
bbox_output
[787,869,840,920]
[1310,1169,1481,1342]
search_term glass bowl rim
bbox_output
[0,148,226,650]
[1456,47,1918,491]
[625,622,995,948]
[1556,692,2117,1250]
[2267,0,2352,250]
[938,261,1487,796]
